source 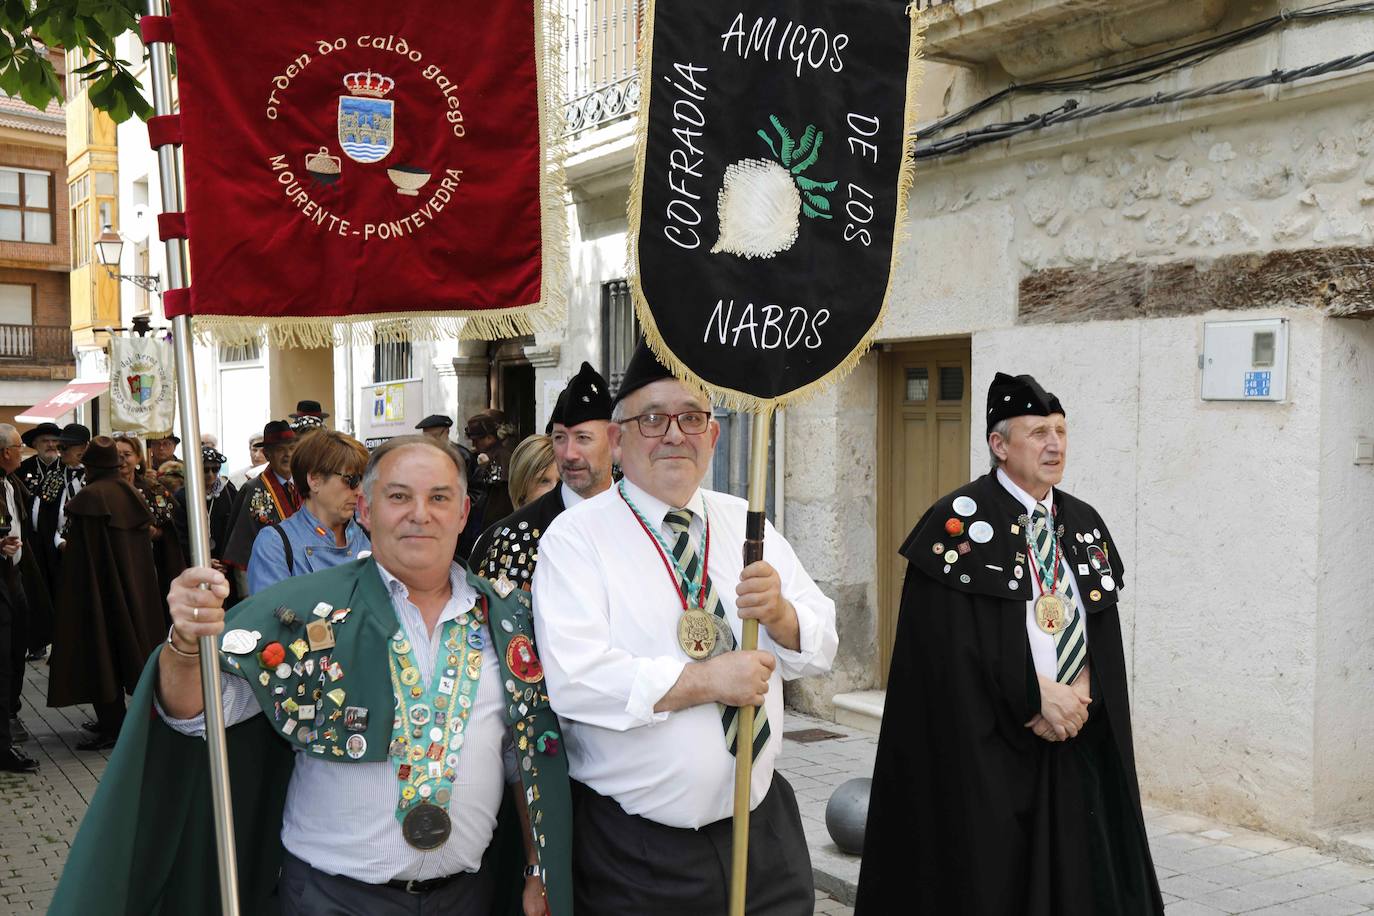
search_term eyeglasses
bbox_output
[336,472,363,489]
[620,411,711,438]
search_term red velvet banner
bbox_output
[169,0,558,341]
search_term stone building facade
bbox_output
[775,0,1374,849]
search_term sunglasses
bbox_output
[336,472,363,489]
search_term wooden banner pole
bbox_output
[729,407,774,916]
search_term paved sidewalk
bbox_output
[6,657,1374,915]
[0,659,110,913]
[0,660,858,913]
[776,712,1374,915]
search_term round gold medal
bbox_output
[677,609,717,659]
[1034,593,1069,635]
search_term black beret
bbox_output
[545,389,567,435]
[613,341,675,405]
[201,445,228,466]
[556,362,612,428]
[986,372,1065,436]
[415,414,454,431]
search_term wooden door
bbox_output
[876,341,971,685]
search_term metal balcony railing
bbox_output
[563,0,644,136]
[0,324,73,363]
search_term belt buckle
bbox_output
[403,878,425,895]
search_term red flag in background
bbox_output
[168,0,565,344]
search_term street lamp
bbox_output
[95,224,162,295]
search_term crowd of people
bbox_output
[17,347,1161,915]
[0,393,546,768]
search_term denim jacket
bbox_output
[246,504,371,596]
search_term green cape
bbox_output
[49,558,572,915]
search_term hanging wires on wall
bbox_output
[915,0,1374,160]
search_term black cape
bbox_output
[855,471,1163,916]
[4,473,52,648]
[469,484,567,590]
[16,454,75,643]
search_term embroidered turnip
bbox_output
[711,116,838,259]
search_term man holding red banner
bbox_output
[533,343,837,915]
[49,437,571,915]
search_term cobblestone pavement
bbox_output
[5,658,1374,915]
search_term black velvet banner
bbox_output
[630,0,918,406]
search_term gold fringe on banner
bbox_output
[193,0,570,351]
[625,2,926,415]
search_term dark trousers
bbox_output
[7,578,25,717]
[93,698,126,738]
[0,580,14,746]
[572,773,814,916]
[278,852,493,916]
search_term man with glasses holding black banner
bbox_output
[533,342,837,915]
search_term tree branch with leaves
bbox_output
[2,0,153,121]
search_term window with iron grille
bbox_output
[374,340,413,383]
[601,278,637,392]
[0,168,54,244]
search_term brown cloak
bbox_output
[48,476,166,709]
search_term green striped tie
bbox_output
[1031,503,1087,685]
[665,509,771,758]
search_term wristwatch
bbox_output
[524,864,541,879]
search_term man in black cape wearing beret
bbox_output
[856,373,1163,915]
[471,362,616,593]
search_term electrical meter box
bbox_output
[1200,318,1288,402]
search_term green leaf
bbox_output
[795,125,818,162]
[794,175,838,193]
[802,191,831,212]
[108,69,153,122]
[15,53,57,110]
[801,202,832,220]
[769,115,794,166]
[0,62,22,98]
[790,130,823,174]
[757,128,779,160]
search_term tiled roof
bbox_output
[0,94,66,135]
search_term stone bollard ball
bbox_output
[825,777,871,855]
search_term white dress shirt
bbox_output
[996,468,1089,681]
[532,479,838,829]
[558,481,583,509]
[161,562,513,882]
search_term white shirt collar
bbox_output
[995,466,1055,517]
[375,560,475,614]
[618,476,706,529]
[560,482,583,508]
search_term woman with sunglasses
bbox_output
[247,429,371,595]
